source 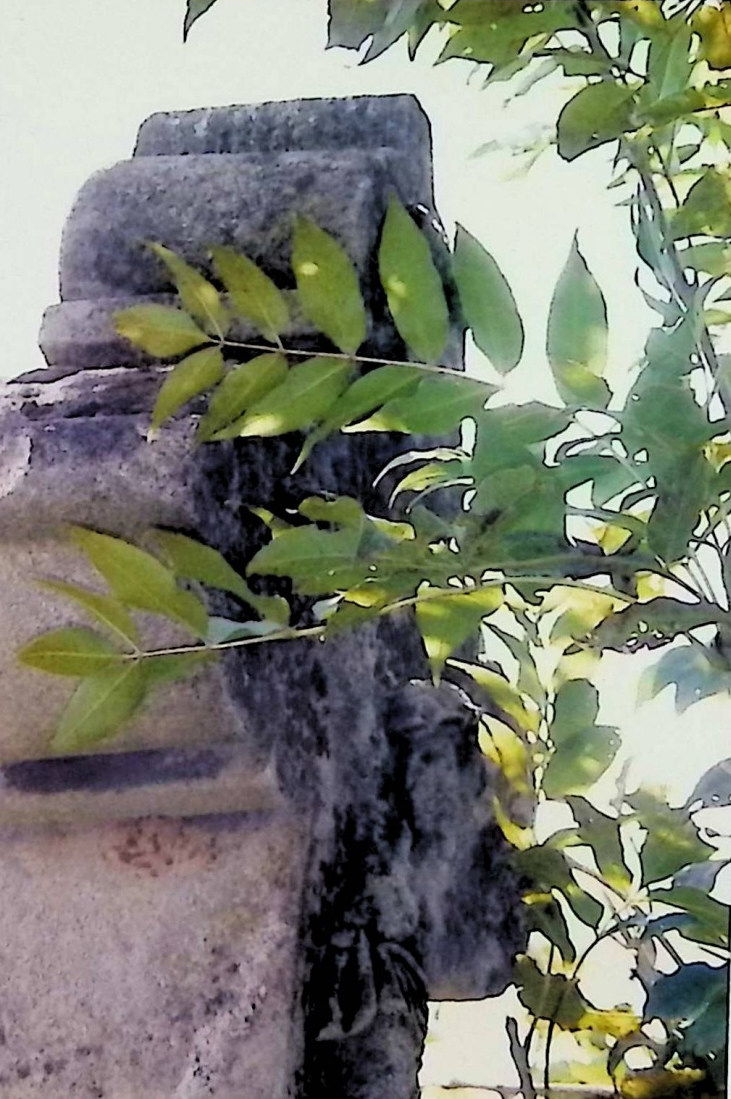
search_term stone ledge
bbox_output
[60,149,430,301]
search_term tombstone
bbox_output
[0,96,526,1099]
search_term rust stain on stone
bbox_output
[104,817,219,878]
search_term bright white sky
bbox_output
[0,4,729,1082]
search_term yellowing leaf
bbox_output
[379,195,449,363]
[51,663,147,753]
[415,584,503,681]
[199,353,288,441]
[210,246,289,342]
[152,346,225,428]
[233,356,352,438]
[292,217,367,354]
[18,627,123,677]
[148,243,228,336]
[113,304,210,358]
[453,223,524,373]
[452,659,540,734]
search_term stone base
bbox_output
[0,807,307,1099]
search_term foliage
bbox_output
[24,0,731,1094]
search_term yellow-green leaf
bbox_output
[415,584,503,682]
[232,356,352,438]
[292,217,367,354]
[379,195,449,363]
[547,236,610,410]
[113,304,210,358]
[148,243,229,336]
[37,580,140,649]
[453,223,524,373]
[151,531,248,599]
[18,627,123,677]
[68,527,208,639]
[211,246,289,342]
[452,658,539,735]
[349,374,491,434]
[198,353,288,441]
[152,346,225,428]
[51,663,148,753]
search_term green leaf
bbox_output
[362,0,425,62]
[328,0,389,49]
[148,243,228,335]
[547,237,610,410]
[231,356,352,438]
[294,364,422,470]
[567,795,629,891]
[452,224,523,373]
[556,82,637,162]
[210,246,289,342]
[247,525,366,595]
[516,843,604,929]
[199,353,289,441]
[379,195,449,363]
[524,895,576,964]
[349,375,491,434]
[151,346,225,428]
[450,658,539,735]
[543,680,619,799]
[68,527,208,639]
[541,47,612,77]
[648,885,729,948]
[150,531,248,599]
[672,168,731,239]
[113,304,210,358]
[183,0,220,40]
[415,584,503,681]
[590,597,722,654]
[18,627,123,677]
[646,22,692,101]
[638,643,731,713]
[292,217,367,354]
[51,663,147,753]
[630,790,713,885]
[515,955,590,1030]
[37,580,140,649]
[645,962,726,1028]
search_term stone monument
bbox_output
[0,96,525,1099]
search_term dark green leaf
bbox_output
[51,663,147,753]
[524,895,576,964]
[648,885,729,948]
[292,217,367,354]
[183,0,220,39]
[18,627,123,677]
[68,527,208,639]
[645,962,726,1027]
[148,243,228,335]
[37,580,140,649]
[452,224,524,373]
[210,246,289,342]
[516,843,604,929]
[151,346,225,428]
[113,304,210,358]
[567,795,630,890]
[638,643,731,713]
[231,356,352,438]
[543,680,619,798]
[379,195,449,362]
[515,955,590,1030]
[590,597,722,653]
[630,790,714,885]
[556,82,637,162]
[198,353,289,440]
[547,237,610,410]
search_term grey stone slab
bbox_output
[0,808,307,1099]
[134,95,432,173]
[59,149,430,302]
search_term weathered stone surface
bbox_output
[0,95,527,1099]
[134,95,433,172]
[0,808,306,1099]
[60,150,427,302]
